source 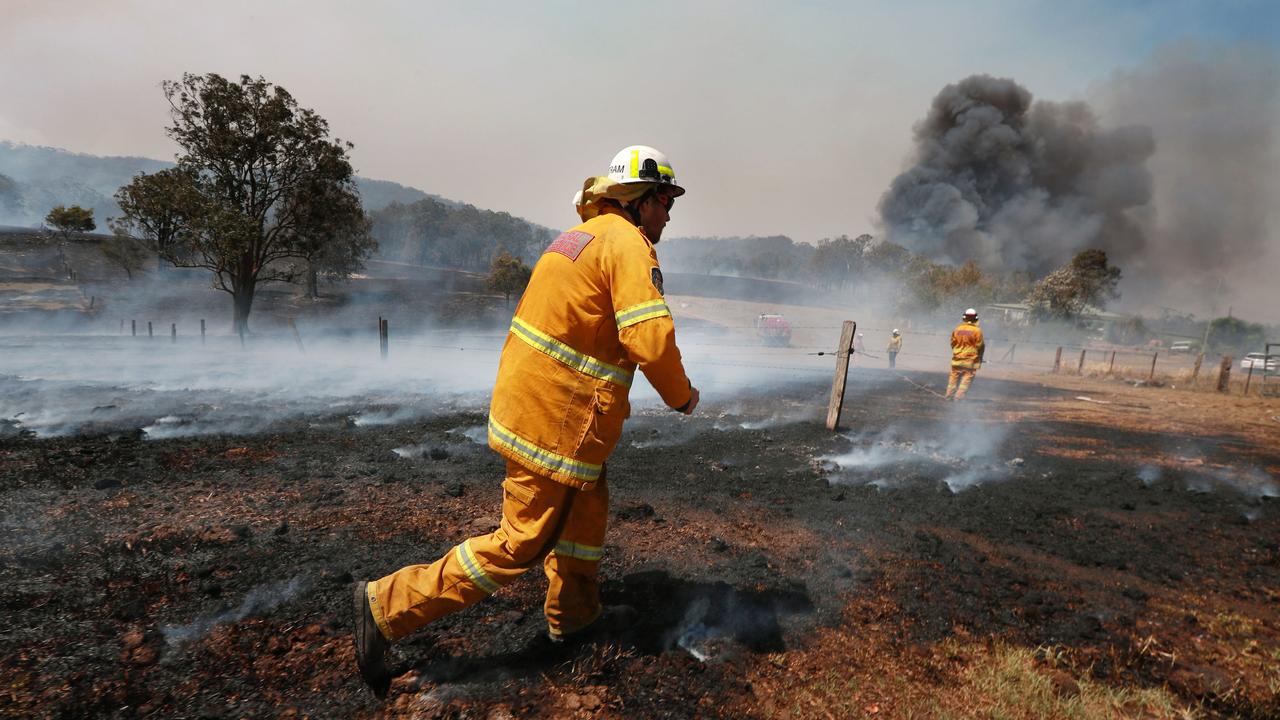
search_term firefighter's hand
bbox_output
[678,387,700,415]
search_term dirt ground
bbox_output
[3,347,1279,718]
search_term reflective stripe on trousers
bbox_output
[367,460,609,641]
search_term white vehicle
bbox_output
[1240,352,1278,373]
[1169,341,1194,354]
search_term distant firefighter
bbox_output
[945,309,984,400]
[887,329,902,368]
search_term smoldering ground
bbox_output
[4,350,1279,716]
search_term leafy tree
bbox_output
[44,204,95,239]
[809,234,872,290]
[486,250,532,306]
[110,167,204,271]
[0,173,20,214]
[287,174,376,298]
[44,204,95,279]
[1205,316,1266,357]
[863,239,911,275]
[112,73,371,333]
[1025,249,1121,321]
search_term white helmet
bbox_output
[572,189,583,208]
[892,329,900,335]
[607,145,685,196]
[964,308,978,320]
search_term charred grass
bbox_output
[2,371,1278,718]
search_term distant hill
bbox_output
[0,140,447,227]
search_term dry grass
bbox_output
[778,640,1195,720]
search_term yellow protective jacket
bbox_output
[950,320,985,370]
[887,336,902,352]
[488,206,692,489]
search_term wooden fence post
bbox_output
[1077,349,1087,375]
[1053,347,1063,374]
[170,323,176,344]
[1217,355,1232,392]
[1108,350,1116,375]
[131,319,136,337]
[1191,353,1203,384]
[1244,363,1255,395]
[1148,353,1158,381]
[147,321,153,338]
[825,321,857,431]
[200,319,206,345]
[379,318,389,360]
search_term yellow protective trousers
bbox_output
[366,460,608,642]
[946,368,976,399]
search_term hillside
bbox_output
[0,141,447,227]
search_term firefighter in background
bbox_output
[352,146,699,697]
[945,308,985,400]
[887,329,902,368]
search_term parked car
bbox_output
[1240,352,1278,373]
[1169,341,1195,354]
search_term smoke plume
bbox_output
[878,74,1154,276]
[1095,42,1280,318]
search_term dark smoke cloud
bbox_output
[877,74,1154,276]
[1095,42,1280,320]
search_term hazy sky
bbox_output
[1,0,1276,243]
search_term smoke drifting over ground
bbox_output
[878,74,1154,276]
[1096,42,1280,318]
[0,325,839,441]
[822,405,1013,493]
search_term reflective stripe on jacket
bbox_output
[488,206,692,488]
[950,320,985,369]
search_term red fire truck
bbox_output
[754,313,793,347]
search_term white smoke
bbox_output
[161,575,308,647]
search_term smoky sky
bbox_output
[877,74,1155,276]
[1095,42,1280,318]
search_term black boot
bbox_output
[351,581,391,698]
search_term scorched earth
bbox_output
[3,355,1279,719]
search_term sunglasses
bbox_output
[650,192,676,212]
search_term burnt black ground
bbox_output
[2,368,1278,718]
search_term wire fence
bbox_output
[84,314,1280,399]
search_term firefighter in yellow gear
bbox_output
[945,308,984,400]
[887,329,902,368]
[351,146,699,697]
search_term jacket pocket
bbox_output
[575,383,629,460]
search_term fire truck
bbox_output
[754,313,793,347]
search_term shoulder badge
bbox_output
[651,267,664,295]
[545,231,595,261]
